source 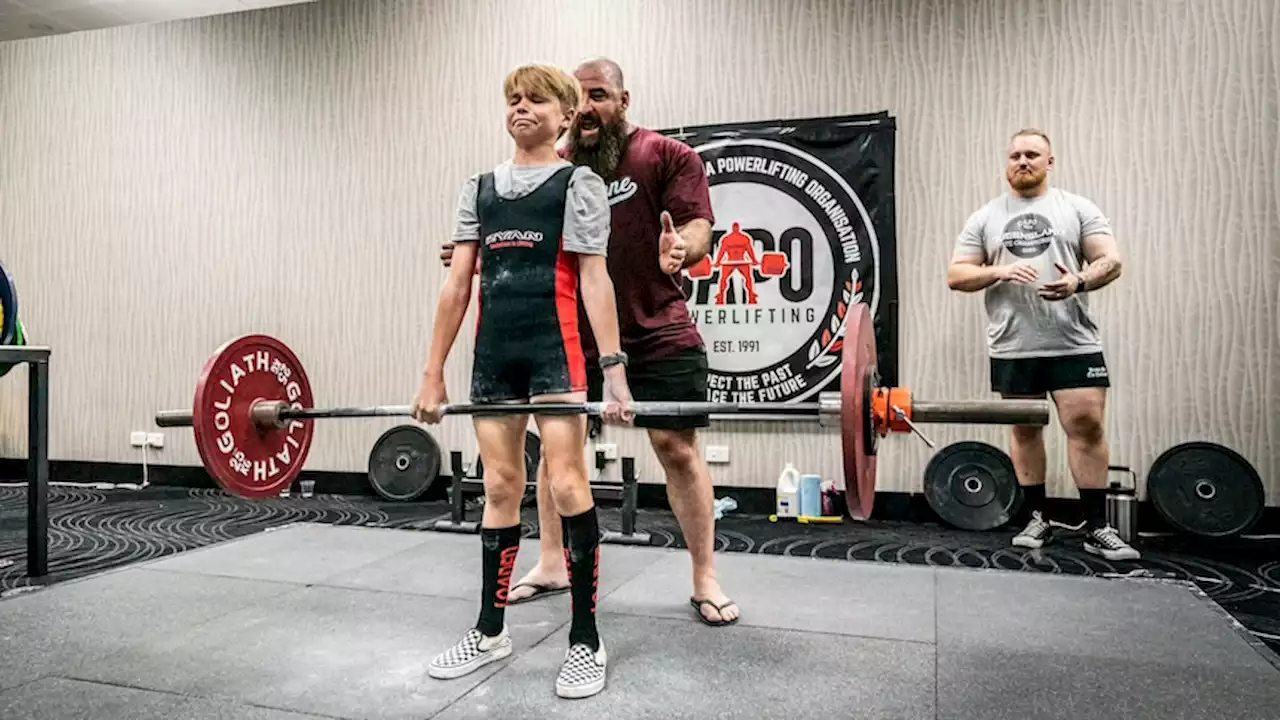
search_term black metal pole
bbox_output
[621,457,636,537]
[27,358,49,578]
[449,451,466,525]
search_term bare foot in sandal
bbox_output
[690,576,740,625]
[507,564,570,604]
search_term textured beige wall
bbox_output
[1,0,1276,504]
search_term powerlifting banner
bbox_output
[662,112,900,405]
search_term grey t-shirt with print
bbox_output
[953,187,1113,359]
[452,160,610,256]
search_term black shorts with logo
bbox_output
[587,347,710,431]
[989,351,1110,397]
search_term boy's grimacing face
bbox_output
[505,85,570,146]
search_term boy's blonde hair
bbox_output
[503,63,581,120]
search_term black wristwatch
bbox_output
[1075,276,1087,294]
[599,352,629,369]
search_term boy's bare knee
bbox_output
[483,464,527,510]
[546,462,587,504]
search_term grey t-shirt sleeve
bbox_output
[451,174,481,242]
[1071,194,1113,236]
[561,166,610,256]
[952,206,988,260]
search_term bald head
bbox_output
[567,56,631,178]
[575,56,625,90]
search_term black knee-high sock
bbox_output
[1077,488,1108,530]
[1022,483,1046,518]
[476,524,522,636]
[561,506,601,651]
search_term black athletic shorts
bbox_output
[989,351,1110,396]
[587,347,710,431]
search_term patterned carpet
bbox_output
[2,484,1278,658]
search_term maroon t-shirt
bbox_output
[562,127,715,362]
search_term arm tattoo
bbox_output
[1080,256,1121,290]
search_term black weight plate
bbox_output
[367,425,442,502]
[924,441,1019,531]
[1148,441,1264,538]
[0,260,17,346]
[474,430,541,506]
[1005,479,1026,525]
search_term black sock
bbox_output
[1021,483,1046,518]
[476,523,522,637]
[1078,488,1108,530]
[561,506,601,651]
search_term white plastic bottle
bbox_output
[775,463,800,518]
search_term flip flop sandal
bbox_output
[690,597,740,627]
[507,582,570,605]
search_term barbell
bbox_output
[154,304,1050,519]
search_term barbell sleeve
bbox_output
[155,410,194,427]
[908,399,1049,426]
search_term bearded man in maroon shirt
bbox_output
[441,57,740,626]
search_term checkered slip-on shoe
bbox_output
[555,640,607,699]
[427,627,512,680]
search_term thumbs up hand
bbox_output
[658,211,687,274]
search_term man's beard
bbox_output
[1008,167,1047,192]
[568,119,628,179]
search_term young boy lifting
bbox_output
[410,63,633,700]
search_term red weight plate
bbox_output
[842,303,878,520]
[758,252,789,278]
[191,335,315,499]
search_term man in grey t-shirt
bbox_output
[948,128,1138,561]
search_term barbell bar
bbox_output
[155,397,1046,430]
[154,401,826,428]
[153,304,1050,517]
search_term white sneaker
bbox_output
[427,626,512,680]
[555,639,607,699]
[1083,525,1141,561]
[1012,511,1053,549]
